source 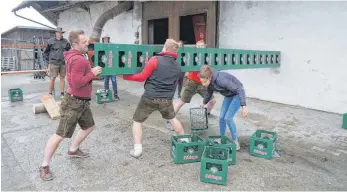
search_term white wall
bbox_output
[57,1,142,44]
[219,1,347,114]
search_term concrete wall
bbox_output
[57,1,142,44]
[218,1,347,114]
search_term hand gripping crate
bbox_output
[190,107,209,133]
[170,134,205,164]
[8,88,23,102]
[95,89,113,104]
[206,136,237,165]
[200,146,230,185]
[249,130,277,159]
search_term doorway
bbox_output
[148,18,169,45]
[179,13,207,45]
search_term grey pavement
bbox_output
[1,74,347,191]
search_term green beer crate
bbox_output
[8,88,23,102]
[200,146,230,185]
[343,113,347,129]
[95,89,113,104]
[250,130,277,160]
[170,134,205,164]
[206,136,236,165]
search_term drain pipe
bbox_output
[89,1,133,43]
[13,11,56,29]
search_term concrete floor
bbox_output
[1,74,347,191]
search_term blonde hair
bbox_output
[199,65,213,79]
[163,39,179,53]
[196,40,206,48]
[68,30,85,44]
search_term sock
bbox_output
[49,93,52,95]
[133,144,142,155]
[61,92,64,96]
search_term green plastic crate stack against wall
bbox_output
[206,136,237,165]
[200,146,230,185]
[178,47,281,72]
[8,88,23,102]
[93,43,281,75]
[249,130,278,160]
[170,134,205,164]
[190,107,209,133]
[95,89,113,104]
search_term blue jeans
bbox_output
[219,96,241,141]
[104,75,118,95]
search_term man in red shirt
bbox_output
[122,39,186,158]
[39,30,102,181]
[166,40,216,130]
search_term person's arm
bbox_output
[70,58,95,89]
[123,56,158,82]
[43,42,51,64]
[203,87,214,105]
[219,77,246,106]
[65,41,71,51]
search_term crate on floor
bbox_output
[342,113,347,129]
[249,130,277,159]
[200,146,230,185]
[206,136,237,165]
[8,88,23,102]
[190,107,209,133]
[95,89,113,104]
[170,134,205,164]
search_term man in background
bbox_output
[102,36,120,100]
[176,40,186,98]
[44,27,71,99]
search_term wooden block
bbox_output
[33,101,61,114]
[39,94,61,120]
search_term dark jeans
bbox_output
[104,75,118,95]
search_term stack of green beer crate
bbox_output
[170,134,205,164]
[8,88,23,102]
[95,89,113,104]
[249,130,278,160]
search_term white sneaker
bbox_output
[234,140,240,151]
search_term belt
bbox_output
[66,93,91,101]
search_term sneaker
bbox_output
[39,166,53,181]
[130,149,143,159]
[234,140,240,151]
[67,148,90,158]
[165,121,174,131]
[114,95,120,101]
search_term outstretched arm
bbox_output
[123,57,158,82]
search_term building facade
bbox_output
[1,26,55,70]
[12,1,347,114]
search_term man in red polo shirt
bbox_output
[166,40,216,130]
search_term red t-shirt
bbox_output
[187,71,201,83]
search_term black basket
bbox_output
[190,107,209,133]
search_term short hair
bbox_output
[199,65,213,79]
[68,30,85,44]
[196,40,205,45]
[163,39,179,53]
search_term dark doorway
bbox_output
[180,13,207,45]
[148,18,168,45]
